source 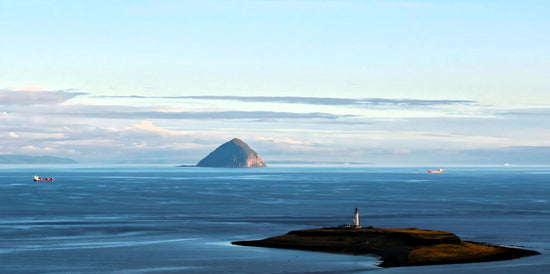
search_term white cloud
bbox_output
[9,132,18,138]
[27,132,66,139]
[22,145,55,152]
[127,120,164,133]
[14,86,45,92]
[123,120,208,140]
[257,137,311,146]
[125,120,183,135]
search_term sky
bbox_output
[1,0,549,164]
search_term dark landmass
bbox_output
[0,155,77,164]
[196,138,266,168]
[232,227,540,268]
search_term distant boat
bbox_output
[428,169,444,173]
[34,175,54,182]
[504,163,510,166]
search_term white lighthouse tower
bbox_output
[352,208,361,228]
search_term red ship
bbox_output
[428,169,444,173]
[34,175,54,182]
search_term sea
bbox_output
[1,165,549,273]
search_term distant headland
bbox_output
[0,154,77,164]
[179,138,266,168]
[232,209,540,267]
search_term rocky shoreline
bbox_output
[232,227,540,267]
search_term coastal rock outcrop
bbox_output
[197,138,266,168]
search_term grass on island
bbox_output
[380,228,456,237]
[408,242,506,263]
[382,228,451,234]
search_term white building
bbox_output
[352,208,361,228]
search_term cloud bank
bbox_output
[95,95,477,108]
[0,88,86,105]
[52,109,348,120]
[2,86,548,164]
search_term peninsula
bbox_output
[232,209,539,267]
[196,138,266,168]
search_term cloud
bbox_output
[47,106,347,120]
[126,120,168,133]
[14,86,45,92]
[124,120,199,137]
[94,95,477,108]
[0,88,86,105]
[500,108,550,117]
[22,145,55,152]
[257,137,311,146]
[504,146,550,151]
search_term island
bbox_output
[195,138,266,168]
[232,209,539,267]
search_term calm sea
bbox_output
[1,165,549,273]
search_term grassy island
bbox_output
[232,227,540,267]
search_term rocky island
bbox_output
[196,138,266,168]
[232,209,539,267]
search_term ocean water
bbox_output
[1,165,549,273]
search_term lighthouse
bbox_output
[353,208,361,228]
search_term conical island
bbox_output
[197,138,266,168]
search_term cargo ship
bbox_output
[34,175,54,182]
[428,169,444,173]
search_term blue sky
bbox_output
[1,0,549,164]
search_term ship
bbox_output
[428,169,444,173]
[34,175,54,182]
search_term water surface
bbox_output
[1,165,548,273]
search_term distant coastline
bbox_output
[266,161,373,165]
[0,155,77,164]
